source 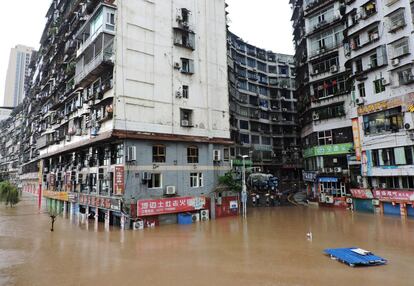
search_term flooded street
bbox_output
[1,194,413,286]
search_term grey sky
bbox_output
[0,1,294,106]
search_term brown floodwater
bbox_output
[0,194,413,286]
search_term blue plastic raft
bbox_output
[324,248,387,267]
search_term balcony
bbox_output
[74,38,114,86]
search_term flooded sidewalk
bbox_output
[0,193,413,286]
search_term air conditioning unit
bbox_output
[391,58,400,66]
[174,62,181,69]
[175,90,182,98]
[165,186,176,195]
[213,150,221,161]
[283,108,288,112]
[312,112,319,121]
[381,77,390,86]
[325,195,334,204]
[409,131,414,140]
[371,33,379,41]
[320,193,326,203]
[126,146,137,162]
[355,97,365,105]
[142,172,152,181]
[200,210,209,221]
[66,135,71,142]
[191,213,200,222]
[181,120,190,127]
[404,112,414,130]
[334,167,342,173]
[272,117,278,121]
[133,220,144,230]
[355,13,361,20]
[346,197,353,204]
[330,65,338,73]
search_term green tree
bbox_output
[0,181,20,207]
[218,172,242,193]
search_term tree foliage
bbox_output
[0,181,20,207]
[218,172,242,193]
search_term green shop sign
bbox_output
[303,143,354,158]
[232,159,253,167]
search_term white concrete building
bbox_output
[3,45,34,107]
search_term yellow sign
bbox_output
[43,190,69,202]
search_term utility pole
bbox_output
[241,155,248,218]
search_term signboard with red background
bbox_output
[350,188,374,199]
[137,196,206,217]
[373,189,414,202]
[114,166,125,195]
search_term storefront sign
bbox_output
[319,177,338,183]
[229,200,238,209]
[78,194,119,210]
[373,189,414,202]
[232,159,253,167]
[357,92,414,116]
[351,118,362,161]
[303,143,354,158]
[137,196,206,217]
[114,166,125,195]
[303,171,317,182]
[43,190,69,201]
[350,188,374,199]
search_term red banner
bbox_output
[350,188,374,199]
[137,196,206,217]
[373,189,414,202]
[114,166,125,195]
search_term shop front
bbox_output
[372,189,414,217]
[78,194,124,227]
[136,196,208,228]
[318,177,347,207]
[302,171,317,200]
[350,188,375,213]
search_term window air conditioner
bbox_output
[334,167,342,173]
[391,58,400,66]
[355,97,365,105]
[381,77,390,86]
[312,112,320,121]
[330,65,338,73]
[346,197,353,204]
[325,196,334,204]
[181,120,190,127]
[404,112,414,130]
[126,146,137,162]
[200,210,209,221]
[191,213,200,222]
[165,186,176,195]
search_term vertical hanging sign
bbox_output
[114,166,125,195]
[352,118,362,161]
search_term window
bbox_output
[148,173,162,189]
[388,9,406,32]
[190,173,203,188]
[251,135,260,144]
[368,27,379,42]
[402,176,414,188]
[180,109,193,127]
[240,134,250,144]
[106,12,115,30]
[247,57,256,68]
[372,150,380,166]
[174,30,195,50]
[223,148,230,161]
[373,79,385,93]
[392,38,409,58]
[379,148,395,166]
[363,107,403,135]
[318,130,333,145]
[153,145,166,163]
[362,1,377,18]
[181,58,194,74]
[405,146,414,165]
[182,85,189,99]
[239,120,249,130]
[394,147,406,165]
[257,62,267,72]
[398,68,414,85]
[358,83,366,97]
[262,136,271,145]
[187,146,199,163]
[355,59,363,73]
[369,53,378,68]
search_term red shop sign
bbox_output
[350,188,374,199]
[373,189,414,201]
[114,166,125,195]
[137,196,206,217]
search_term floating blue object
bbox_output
[324,248,387,267]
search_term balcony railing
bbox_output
[74,39,114,85]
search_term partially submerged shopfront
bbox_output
[350,188,414,218]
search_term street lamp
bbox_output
[240,155,249,218]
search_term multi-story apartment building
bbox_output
[344,0,414,217]
[291,0,354,206]
[16,0,231,228]
[227,31,301,189]
[3,45,34,107]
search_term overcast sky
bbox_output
[0,0,294,105]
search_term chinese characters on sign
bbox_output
[137,197,206,216]
[373,190,414,202]
[350,189,374,199]
[114,166,125,195]
[351,118,361,161]
[303,143,353,158]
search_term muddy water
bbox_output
[0,194,413,286]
